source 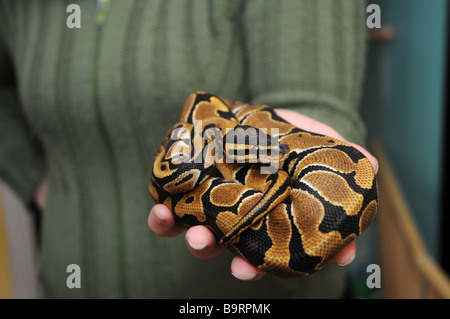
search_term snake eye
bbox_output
[160,164,166,171]
[171,153,189,164]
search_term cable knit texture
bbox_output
[0,0,367,298]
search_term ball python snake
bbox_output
[149,92,378,277]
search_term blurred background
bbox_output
[347,0,449,298]
[1,0,449,299]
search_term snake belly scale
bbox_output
[150,92,378,277]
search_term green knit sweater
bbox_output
[0,0,367,298]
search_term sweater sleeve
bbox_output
[242,0,368,145]
[0,32,46,205]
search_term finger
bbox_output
[231,256,266,281]
[148,204,185,237]
[332,241,356,266]
[35,179,49,209]
[185,225,224,260]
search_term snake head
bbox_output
[223,125,289,168]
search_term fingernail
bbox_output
[152,207,166,225]
[187,239,207,251]
[232,273,256,281]
[337,253,355,267]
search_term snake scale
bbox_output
[149,92,378,277]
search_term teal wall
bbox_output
[361,0,448,258]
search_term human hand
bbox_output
[148,109,378,281]
[34,179,48,209]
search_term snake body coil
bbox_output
[150,92,378,277]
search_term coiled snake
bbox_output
[149,92,378,277]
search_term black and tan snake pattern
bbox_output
[149,92,378,277]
